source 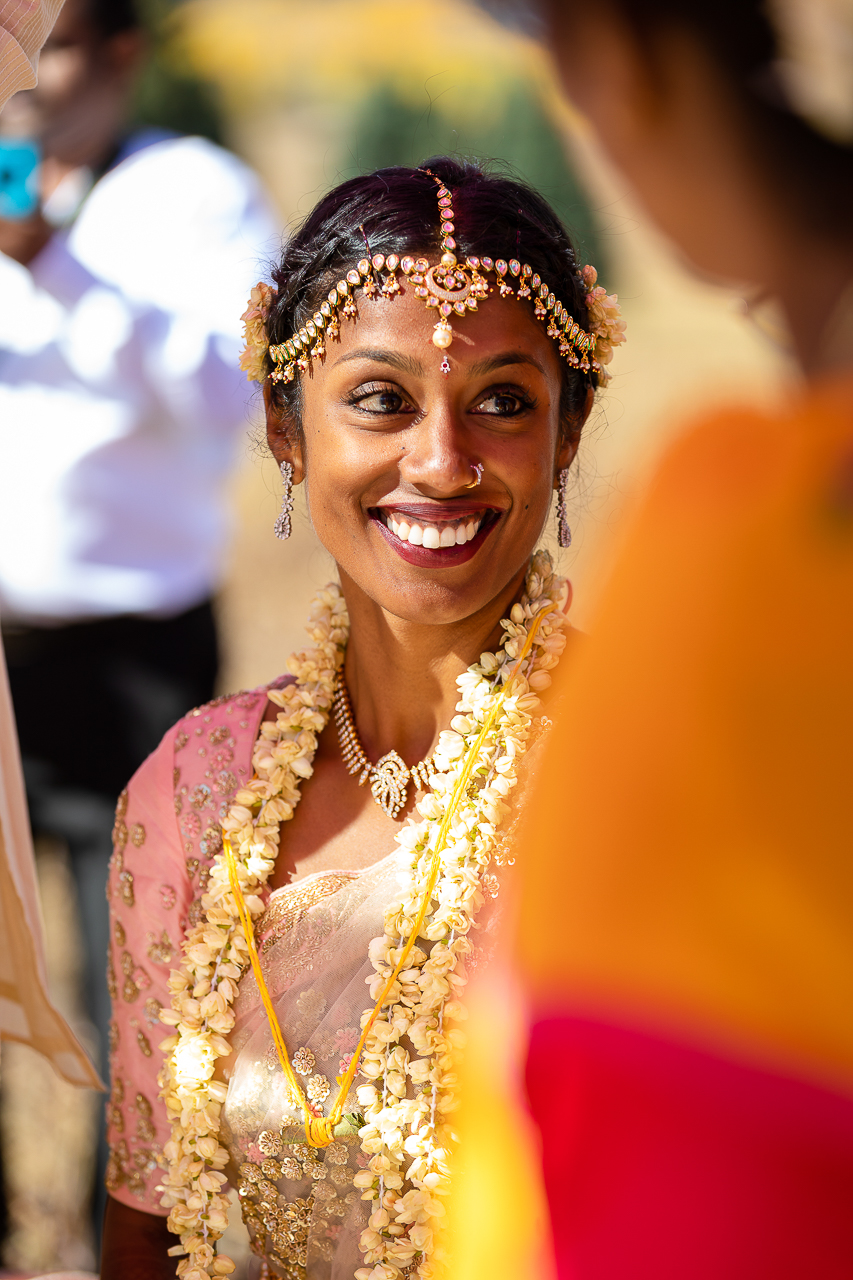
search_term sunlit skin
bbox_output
[262,284,588,890]
[543,1,853,375]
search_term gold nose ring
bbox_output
[465,462,484,489]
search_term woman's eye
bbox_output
[350,387,411,414]
[474,391,533,417]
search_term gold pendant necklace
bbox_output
[332,670,434,818]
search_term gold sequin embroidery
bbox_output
[135,1092,156,1143]
[118,870,135,907]
[144,997,162,1026]
[257,872,359,953]
[146,930,174,965]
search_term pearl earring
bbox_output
[274,460,293,540]
[556,467,571,548]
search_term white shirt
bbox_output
[0,133,278,623]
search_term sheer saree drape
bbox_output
[222,858,401,1278]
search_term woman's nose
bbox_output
[398,411,473,494]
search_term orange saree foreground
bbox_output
[455,376,853,1279]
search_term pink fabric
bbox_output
[526,1015,853,1280]
[105,683,278,1212]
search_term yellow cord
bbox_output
[223,838,310,1116]
[223,611,544,1147]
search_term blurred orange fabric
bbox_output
[519,374,853,1088]
[451,375,853,1280]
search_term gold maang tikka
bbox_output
[267,171,602,383]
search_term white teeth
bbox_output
[385,513,484,548]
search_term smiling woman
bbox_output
[99,157,624,1280]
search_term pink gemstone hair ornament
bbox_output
[239,172,625,389]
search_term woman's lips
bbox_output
[371,508,500,567]
[386,510,483,548]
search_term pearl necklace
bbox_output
[332,670,434,818]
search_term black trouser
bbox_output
[1,600,218,1257]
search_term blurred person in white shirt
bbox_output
[0,0,277,1244]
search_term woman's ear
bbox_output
[555,384,595,476]
[263,380,305,484]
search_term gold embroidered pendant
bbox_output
[363,750,410,818]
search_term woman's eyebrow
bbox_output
[468,352,547,377]
[332,348,546,379]
[334,349,425,376]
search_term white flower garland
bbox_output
[158,552,568,1280]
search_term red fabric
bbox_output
[526,1016,853,1280]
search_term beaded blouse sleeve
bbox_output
[105,687,272,1213]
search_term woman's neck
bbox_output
[338,563,528,767]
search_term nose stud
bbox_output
[465,462,484,489]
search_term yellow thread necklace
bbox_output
[223,611,544,1148]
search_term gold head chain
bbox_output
[267,170,604,383]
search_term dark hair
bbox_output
[265,157,595,444]
[89,0,140,38]
[546,0,853,239]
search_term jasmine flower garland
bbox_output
[157,552,568,1280]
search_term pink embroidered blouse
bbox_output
[105,677,508,1277]
[105,683,278,1210]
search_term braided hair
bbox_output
[265,157,594,445]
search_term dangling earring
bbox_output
[274,459,293,540]
[556,467,571,548]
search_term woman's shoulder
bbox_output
[122,677,293,888]
[131,676,292,786]
[172,676,291,770]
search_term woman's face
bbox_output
[267,281,579,628]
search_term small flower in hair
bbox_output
[581,264,626,381]
[239,281,277,383]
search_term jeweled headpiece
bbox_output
[240,170,625,387]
